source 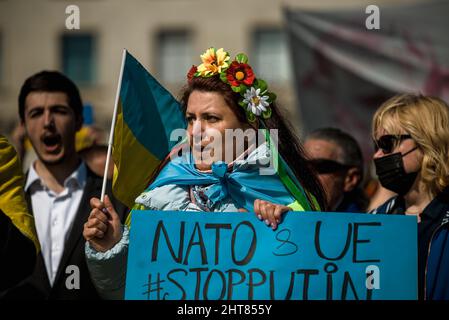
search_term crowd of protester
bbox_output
[1,64,448,300]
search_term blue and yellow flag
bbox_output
[112,51,186,208]
[112,50,318,212]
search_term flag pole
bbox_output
[101,48,127,202]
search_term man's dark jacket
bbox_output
[24,166,127,300]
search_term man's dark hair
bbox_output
[18,71,83,122]
[307,127,367,211]
[307,127,364,173]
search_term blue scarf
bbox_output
[146,152,295,212]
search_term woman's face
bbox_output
[373,127,423,174]
[186,90,248,170]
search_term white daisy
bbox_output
[242,87,270,116]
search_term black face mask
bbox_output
[374,147,419,196]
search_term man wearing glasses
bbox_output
[304,127,367,212]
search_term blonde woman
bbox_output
[371,94,449,300]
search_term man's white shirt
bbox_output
[25,161,87,285]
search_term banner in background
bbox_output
[284,0,449,158]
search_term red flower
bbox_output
[187,65,197,82]
[226,61,255,87]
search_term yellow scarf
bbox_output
[0,135,40,252]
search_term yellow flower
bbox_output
[197,48,230,76]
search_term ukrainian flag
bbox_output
[112,51,186,208]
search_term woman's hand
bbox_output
[83,195,123,252]
[254,199,292,230]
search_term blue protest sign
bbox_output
[125,211,417,300]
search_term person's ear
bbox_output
[20,119,26,132]
[75,116,84,132]
[343,167,361,193]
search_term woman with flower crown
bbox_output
[83,47,326,299]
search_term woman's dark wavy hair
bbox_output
[179,76,326,210]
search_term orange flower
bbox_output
[197,48,230,76]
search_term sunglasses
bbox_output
[373,134,412,154]
[307,159,351,174]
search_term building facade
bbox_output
[0,0,421,137]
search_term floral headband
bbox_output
[187,47,277,122]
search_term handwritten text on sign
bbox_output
[125,211,417,300]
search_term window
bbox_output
[252,28,292,83]
[61,33,96,86]
[157,30,192,83]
